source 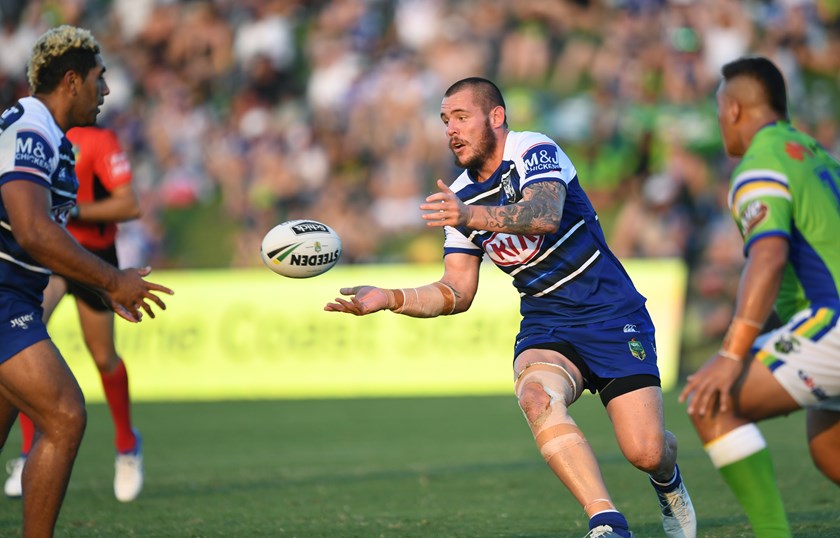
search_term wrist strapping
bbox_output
[386,282,457,318]
[720,317,763,361]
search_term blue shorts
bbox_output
[0,288,48,364]
[515,307,661,392]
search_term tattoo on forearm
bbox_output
[474,181,565,233]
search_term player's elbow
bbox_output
[451,296,474,314]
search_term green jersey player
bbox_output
[681,56,840,537]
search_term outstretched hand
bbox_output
[420,179,470,228]
[108,266,174,323]
[679,353,744,417]
[324,286,391,316]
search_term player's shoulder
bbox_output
[505,130,557,155]
[506,130,575,182]
[2,98,54,133]
[736,124,815,184]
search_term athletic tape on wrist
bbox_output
[720,317,762,361]
[387,281,456,317]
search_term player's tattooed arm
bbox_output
[468,181,566,234]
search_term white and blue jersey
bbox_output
[0,96,77,302]
[444,131,647,324]
[444,131,658,386]
[0,97,77,363]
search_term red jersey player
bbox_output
[5,125,145,502]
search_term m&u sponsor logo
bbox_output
[482,232,543,266]
[290,249,340,266]
[291,222,329,234]
[10,312,36,330]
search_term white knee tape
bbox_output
[514,362,578,406]
[537,423,586,463]
[515,362,584,463]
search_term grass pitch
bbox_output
[0,393,836,537]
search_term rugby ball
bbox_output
[260,220,342,278]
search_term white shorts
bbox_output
[752,306,840,412]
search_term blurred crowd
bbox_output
[1,0,838,369]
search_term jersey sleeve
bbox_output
[512,132,575,190]
[443,225,483,257]
[0,125,57,189]
[728,163,792,255]
[92,130,132,191]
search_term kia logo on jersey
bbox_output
[482,232,543,266]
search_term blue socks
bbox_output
[589,510,632,538]
[650,463,683,494]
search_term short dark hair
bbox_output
[721,56,788,118]
[444,77,507,127]
[28,25,101,94]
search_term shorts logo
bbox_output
[10,312,36,330]
[628,338,646,360]
[774,335,800,354]
[798,369,828,401]
[623,324,638,333]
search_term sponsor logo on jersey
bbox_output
[15,131,54,175]
[740,200,768,235]
[10,312,36,330]
[291,222,330,234]
[481,232,543,266]
[290,249,340,267]
[623,324,639,333]
[522,144,561,179]
[109,152,131,176]
[784,141,813,162]
[628,338,646,360]
[500,164,517,201]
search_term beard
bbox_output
[452,118,497,171]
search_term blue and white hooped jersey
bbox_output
[443,130,646,325]
[0,96,78,301]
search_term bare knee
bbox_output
[622,433,668,473]
[38,399,86,447]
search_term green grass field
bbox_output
[0,394,837,537]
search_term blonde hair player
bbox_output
[0,25,172,536]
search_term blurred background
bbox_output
[2,0,839,374]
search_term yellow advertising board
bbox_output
[51,260,687,401]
